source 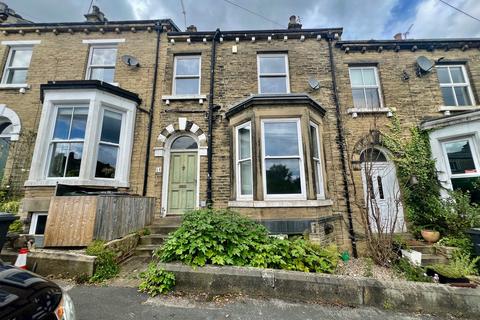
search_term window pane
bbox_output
[441,87,456,106]
[171,136,197,149]
[175,78,199,95]
[352,88,366,109]
[454,86,472,106]
[6,69,28,84]
[349,69,363,86]
[53,108,73,140]
[310,125,319,158]
[436,67,450,84]
[34,215,47,235]
[365,88,381,109]
[48,143,68,177]
[238,125,251,159]
[451,177,480,204]
[265,159,301,194]
[360,148,387,162]
[264,121,299,156]
[91,47,117,65]
[259,56,286,74]
[100,110,122,144]
[90,67,115,83]
[445,140,476,174]
[9,49,32,67]
[96,144,118,178]
[70,108,88,139]
[259,76,287,93]
[65,143,83,177]
[314,160,321,194]
[362,69,376,86]
[239,160,252,195]
[450,67,465,83]
[175,57,200,76]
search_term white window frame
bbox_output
[441,136,480,179]
[348,66,384,109]
[26,89,136,188]
[1,45,33,86]
[309,121,325,199]
[94,106,125,180]
[46,105,88,178]
[173,55,201,96]
[235,121,253,200]
[29,212,48,235]
[257,53,290,94]
[436,65,475,107]
[85,44,118,84]
[261,118,306,200]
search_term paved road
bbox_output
[62,285,449,320]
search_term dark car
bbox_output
[0,260,75,320]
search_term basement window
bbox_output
[29,213,48,235]
[436,65,475,107]
[257,54,290,94]
[173,55,201,95]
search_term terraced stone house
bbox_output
[0,3,479,255]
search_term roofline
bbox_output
[168,27,343,39]
[420,110,480,130]
[225,93,326,118]
[338,38,480,45]
[337,38,480,52]
[0,19,180,32]
[40,80,142,105]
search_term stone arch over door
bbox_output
[0,104,21,141]
[351,130,390,170]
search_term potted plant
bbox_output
[420,227,440,244]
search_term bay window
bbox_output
[262,119,305,199]
[236,122,253,199]
[96,110,122,179]
[310,122,324,198]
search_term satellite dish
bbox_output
[416,56,434,73]
[121,55,140,67]
[308,78,320,90]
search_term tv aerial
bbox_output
[415,56,434,77]
[121,55,140,67]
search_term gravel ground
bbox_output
[335,258,405,281]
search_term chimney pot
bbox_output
[186,25,197,32]
[288,15,302,30]
[84,5,108,23]
[393,33,403,40]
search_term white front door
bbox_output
[361,161,406,233]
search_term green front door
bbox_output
[167,152,197,214]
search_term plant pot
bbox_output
[421,229,440,243]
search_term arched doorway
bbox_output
[163,134,199,215]
[360,147,405,233]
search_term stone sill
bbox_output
[228,199,333,208]
[0,83,29,90]
[162,94,207,105]
[438,106,480,115]
[347,107,395,117]
[24,178,129,188]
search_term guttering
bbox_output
[206,28,221,207]
[142,21,162,196]
[327,34,358,258]
[337,38,480,52]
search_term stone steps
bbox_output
[421,253,449,266]
[134,216,182,257]
[148,225,179,235]
[410,245,436,255]
[139,234,168,245]
[134,244,162,257]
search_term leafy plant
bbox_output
[437,235,473,255]
[8,219,23,233]
[138,263,176,296]
[394,258,431,282]
[427,252,480,279]
[156,209,339,273]
[86,240,120,283]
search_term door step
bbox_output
[139,234,168,245]
[421,254,449,266]
[134,244,162,257]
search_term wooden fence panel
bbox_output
[44,196,97,247]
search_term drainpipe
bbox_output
[206,28,221,207]
[327,34,358,258]
[142,21,162,196]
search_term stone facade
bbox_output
[1,9,479,253]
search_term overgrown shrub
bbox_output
[156,209,339,273]
[86,240,120,283]
[394,258,431,282]
[8,219,23,233]
[427,252,479,279]
[138,263,176,296]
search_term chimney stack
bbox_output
[393,33,403,40]
[288,15,302,30]
[186,25,197,32]
[0,2,32,24]
[84,5,108,23]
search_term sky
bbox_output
[4,0,480,40]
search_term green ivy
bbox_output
[156,209,339,273]
[86,240,120,283]
[138,263,176,296]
